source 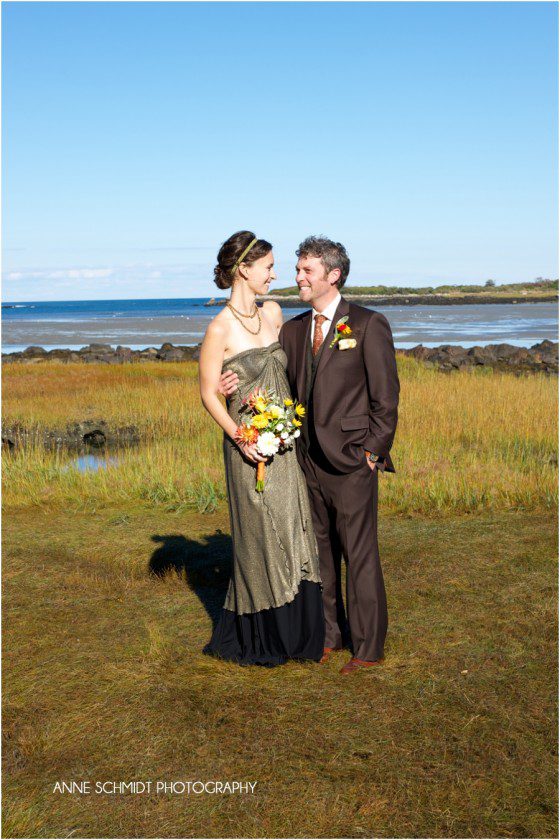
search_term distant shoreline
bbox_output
[205,293,558,308]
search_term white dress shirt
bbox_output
[310,291,342,347]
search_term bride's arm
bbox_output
[199,321,240,440]
[199,321,266,464]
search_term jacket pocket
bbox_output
[340,414,369,431]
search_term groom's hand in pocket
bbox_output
[364,450,385,472]
[218,370,239,397]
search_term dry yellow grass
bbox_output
[2,506,557,838]
[2,356,557,515]
[2,357,557,837]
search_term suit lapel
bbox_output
[313,295,350,386]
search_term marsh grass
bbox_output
[2,357,557,515]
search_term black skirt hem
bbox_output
[203,579,325,667]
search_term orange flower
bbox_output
[234,424,259,445]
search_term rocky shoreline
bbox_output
[2,339,557,374]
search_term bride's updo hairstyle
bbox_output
[213,230,273,290]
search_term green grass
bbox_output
[2,505,557,838]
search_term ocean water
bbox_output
[1,298,557,353]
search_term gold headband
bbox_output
[230,237,258,276]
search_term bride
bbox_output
[198,230,324,666]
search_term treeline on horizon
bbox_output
[272,278,559,296]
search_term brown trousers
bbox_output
[300,453,388,662]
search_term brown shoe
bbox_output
[319,646,342,664]
[339,657,383,675]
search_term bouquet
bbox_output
[234,387,305,491]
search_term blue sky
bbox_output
[2,1,558,301]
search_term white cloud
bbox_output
[1,262,216,301]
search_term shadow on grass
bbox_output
[148,529,233,626]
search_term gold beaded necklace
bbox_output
[227,300,258,318]
[226,301,262,335]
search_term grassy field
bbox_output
[2,356,557,515]
[2,358,558,838]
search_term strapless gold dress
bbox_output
[203,341,325,666]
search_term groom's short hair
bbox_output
[296,236,350,288]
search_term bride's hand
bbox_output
[238,441,268,464]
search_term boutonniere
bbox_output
[329,316,357,350]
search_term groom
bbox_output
[220,236,400,674]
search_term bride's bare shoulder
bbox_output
[261,300,283,331]
[202,308,231,347]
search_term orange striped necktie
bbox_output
[312,314,327,357]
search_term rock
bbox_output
[409,344,430,360]
[507,348,532,365]
[493,343,519,360]
[22,346,47,356]
[80,343,114,352]
[532,339,557,352]
[116,346,133,358]
[83,429,106,447]
[159,347,187,361]
[467,345,496,365]
[397,340,557,375]
[2,340,556,375]
[46,349,73,361]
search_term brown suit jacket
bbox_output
[279,295,400,474]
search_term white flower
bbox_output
[276,423,284,431]
[293,429,301,438]
[280,431,289,440]
[256,431,280,457]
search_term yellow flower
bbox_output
[254,397,268,413]
[295,404,306,417]
[269,405,282,418]
[283,398,293,407]
[251,415,268,429]
[293,419,302,427]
